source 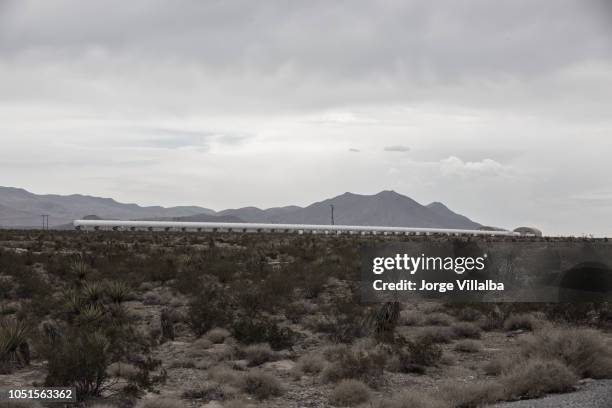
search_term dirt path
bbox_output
[492,380,612,408]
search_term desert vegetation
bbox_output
[0,230,611,407]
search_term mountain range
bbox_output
[0,186,481,230]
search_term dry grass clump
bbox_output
[453,339,482,353]
[400,310,423,326]
[243,343,275,366]
[454,307,484,322]
[329,379,371,406]
[440,380,504,407]
[376,390,448,408]
[503,313,541,331]
[397,337,442,374]
[242,370,283,400]
[518,328,612,378]
[501,358,578,399]
[208,365,245,387]
[483,354,516,376]
[222,399,258,408]
[134,398,188,408]
[452,322,481,339]
[207,327,231,344]
[418,326,455,344]
[192,337,213,349]
[320,343,387,387]
[182,381,238,401]
[107,362,139,379]
[295,352,326,375]
[424,312,453,326]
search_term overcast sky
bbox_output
[1,0,611,236]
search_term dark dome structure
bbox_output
[513,226,543,237]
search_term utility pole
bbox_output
[41,214,49,230]
[330,204,335,226]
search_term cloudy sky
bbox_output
[1,0,611,236]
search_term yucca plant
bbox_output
[70,254,89,280]
[107,303,129,325]
[371,301,401,342]
[0,319,30,371]
[62,289,85,315]
[106,281,131,304]
[75,304,106,327]
[81,281,105,304]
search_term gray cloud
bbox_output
[0,1,611,236]
[384,145,411,152]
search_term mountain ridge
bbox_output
[0,186,481,229]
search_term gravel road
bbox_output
[492,380,612,408]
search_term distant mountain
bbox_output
[0,186,214,228]
[0,187,481,230]
[181,190,481,229]
[217,206,302,223]
[425,201,481,229]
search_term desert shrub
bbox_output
[418,326,455,344]
[503,313,540,331]
[441,380,504,407]
[192,337,213,349]
[242,370,283,400]
[13,268,47,300]
[518,328,612,378]
[295,353,326,375]
[321,344,387,387]
[329,379,370,406]
[377,390,447,408]
[222,399,257,408]
[319,290,369,343]
[479,312,505,332]
[399,310,423,326]
[207,327,231,344]
[501,359,578,399]
[208,366,244,387]
[126,356,167,392]
[43,331,110,399]
[107,362,139,379]
[598,306,612,327]
[134,397,187,408]
[544,302,608,325]
[147,256,178,283]
[160,308,175,342]
[182,381,236,401]
[188,286,233,336]
[454,307,484,322]
[424,313,453,326]
[243,343,275,366]
[483,354,516,376]
[398,337,442,373]
[371,302,400,342]
[452,322,481,339]
[231,318,293,350]
[454,339,482,353]
[0,318,30,373]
